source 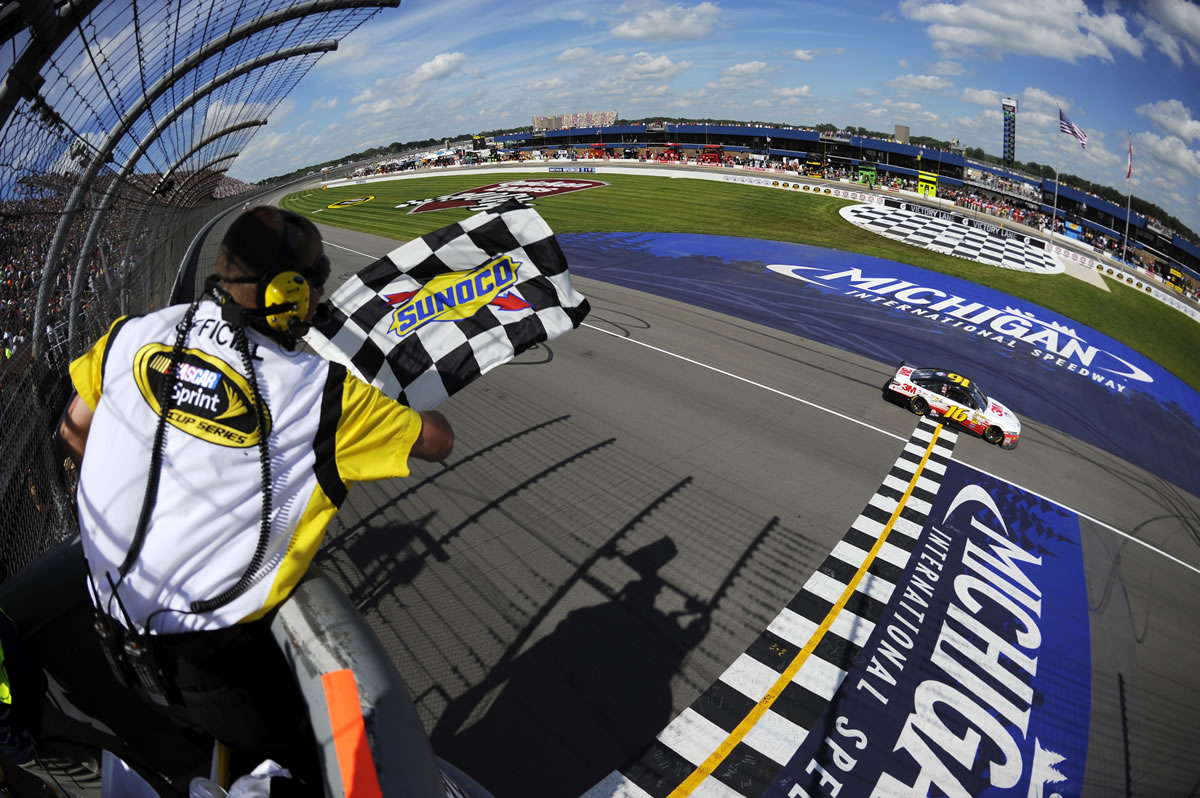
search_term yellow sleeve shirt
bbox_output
[71,304,426,631]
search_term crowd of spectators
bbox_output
[2,198,76,364]
[964,170,1041,201]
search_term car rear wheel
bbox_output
[983,425,1003,445]
[908,396,928,416]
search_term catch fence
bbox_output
[0,0,399,579]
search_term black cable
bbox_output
[189,324,273,614]
[118,301,199,580]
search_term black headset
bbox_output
[209,209,330,342]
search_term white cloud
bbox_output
[348,94,420,119]
[1022,86,1070,112]
[724,60,769,77]
[317,39,370,68]
[1135,131,1200,179]
[1136,99,1200,143]
[932,60,965,75]
[773,86,812,99]
[961,87,1001,106]
[1139,0,1200,67]
[887,73,953,92]
[900,0,1142,62]
[528,77,567,91]
[202,98,278,130]
[352,88,374,104]
[885,100,922,111]
[412,52,467,83]
[611,2,720,40]
[855,87,879,97]
[898,58,910,69]
[310,97,338,111]
[623,51,692,80]
[791,48,842,60]
[557,47,596,62]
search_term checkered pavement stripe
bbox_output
[841,204,1061,275]
[582,417,957,798]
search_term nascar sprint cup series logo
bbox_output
[133,344,270,447]
[395,178,606,214]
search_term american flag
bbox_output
[1059,109,1088,149]
[305,200,589,410]
[1126,139,1133,179]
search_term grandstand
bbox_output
[492,122,1200,283]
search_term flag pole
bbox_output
[1121,137,1133,264]
[1050,107,1061,246]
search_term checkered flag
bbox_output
[305,199,589,410]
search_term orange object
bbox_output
[321,669,383,798]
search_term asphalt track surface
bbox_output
[200,198,1200,797]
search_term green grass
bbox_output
[282,171,1200,393]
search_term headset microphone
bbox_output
[211,209,328,346]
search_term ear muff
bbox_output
[257,267,310,333]
[218,208,326,339]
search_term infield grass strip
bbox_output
[281,172,1200,393]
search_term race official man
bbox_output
[57,205,453,787]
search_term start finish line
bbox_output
[768,459,1090,798]
[584,419,1091,798]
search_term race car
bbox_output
[884,363,1021,449]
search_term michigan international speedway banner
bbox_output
[561,232,1200,497]
[765,462,1090,798]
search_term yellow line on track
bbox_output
[667,423,943,797]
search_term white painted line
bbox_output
[323,240,377,259]
[583,323,1200,578]
[741,709,805,767]
[582,322,907,444]
[954,460,1200,578]
[657,709,732,767]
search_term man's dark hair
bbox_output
[218,206,322,279]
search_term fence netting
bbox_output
[0,0,397,579]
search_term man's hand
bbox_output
[410,410,453,463]
[58,394,93,468]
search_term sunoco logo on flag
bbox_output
[305,200,589,410]
[382,255,530,339]
[395,178,607,214]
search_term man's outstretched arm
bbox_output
[410,410,453,463]
[58,394,94,468]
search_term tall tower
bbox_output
[1001,98,1017,168]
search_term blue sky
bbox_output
[230,0,1200,234]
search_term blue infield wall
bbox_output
[560,232,1200,497]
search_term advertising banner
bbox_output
[764,462,1091,798]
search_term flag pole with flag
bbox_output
[1059,109,1088,149]
[1050,107,1087,246]
[1051,110,1061,245]
[305,199,589,410]
[1122,137,1133,264]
